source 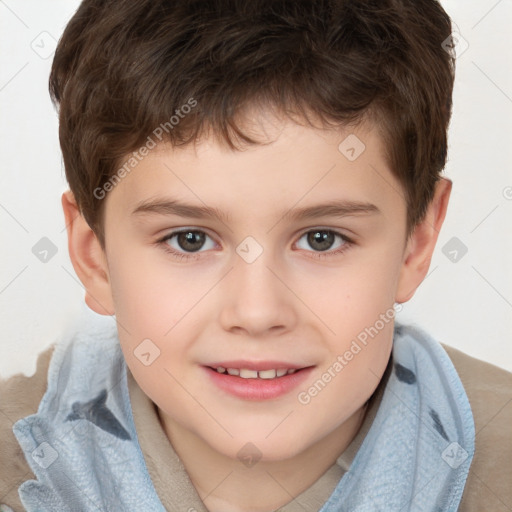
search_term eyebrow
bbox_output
[131,197,380,223]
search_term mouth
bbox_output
[203,361,315,400]
[209,366,300,379]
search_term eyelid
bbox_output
[158,227,219,247]
[294,226,355,244]
[296,225,352,237]
[158,226,216,240]
[158,226,353,244]
[157,226,355,260]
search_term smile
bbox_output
[204,363,315,401]
[213,367,297,379]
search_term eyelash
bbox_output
[156,228,354,262]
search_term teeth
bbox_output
[258,369,277,379]
[215,367,299,379]
[239,369,258,379]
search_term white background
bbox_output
[0,0,511,378]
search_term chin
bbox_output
[208,429,312,463]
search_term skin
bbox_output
[62,109,451,512]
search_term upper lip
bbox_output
[205,360,311,371]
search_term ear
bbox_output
[395,177,452,303]
[62,190,115,315]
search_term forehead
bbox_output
[104,112,405,228]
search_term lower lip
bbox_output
[204,366,314,401]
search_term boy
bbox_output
[1,0,511,510]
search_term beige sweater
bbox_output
[1,343,511,511]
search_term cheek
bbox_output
[296,246,399,403]
[340,263,399,371]
[106,247,200,408]
[295,246,401,337]
[304,328,393,437]
[293,288,395,444]
[107,243,212,336]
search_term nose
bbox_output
[218,249,299,338]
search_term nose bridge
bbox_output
[218,239,298,335]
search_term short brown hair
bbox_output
[50,0,455,247]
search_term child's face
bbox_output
[99,112,412,461]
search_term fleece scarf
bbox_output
[13,311,474,511]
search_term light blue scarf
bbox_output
[13,310,474,511]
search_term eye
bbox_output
[157,227,353,262]
[160,229,216,255]
[295,229,351,256]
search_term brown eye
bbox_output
[295,229,352,258]
[162,230,216,254]
[307,230,336,251]
[176,231,206,252]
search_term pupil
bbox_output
[178,231,205,252]
[308,231,334,251]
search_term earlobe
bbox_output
[61,191,115,316]
[395,178,452,303]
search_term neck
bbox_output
[158,403,369,512]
